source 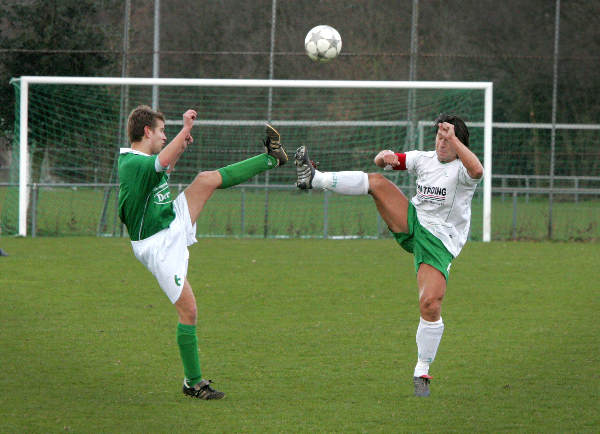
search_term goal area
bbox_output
[3,77,492,241]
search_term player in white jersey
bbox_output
[294,114,483,397]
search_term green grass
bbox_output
[0,238,598,432]
[1,186,599,240]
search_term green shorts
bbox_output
[392,203,454,280]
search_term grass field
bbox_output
[0,237,598,432]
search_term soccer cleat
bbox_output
[264,123,288,166]
[413,375,432,397]
[182,379,225,400]
[294,145,316,190]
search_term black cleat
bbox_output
[264,123,288,166]
[183,379,225,400]
[294,145,316,190]
[413,375,432,397]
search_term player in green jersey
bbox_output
[118,105,287,400]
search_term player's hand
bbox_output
[374,149,398,169]
[182,109,197,130]
[381,150,400,168]
[438,122,456,142]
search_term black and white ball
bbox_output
[304,25,342,62]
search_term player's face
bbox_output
[149,120,167,153]
[435,128,458,163]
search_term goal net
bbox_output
[2,77,492,240]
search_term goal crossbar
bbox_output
[16,76,493,89]
[14,76,493,241]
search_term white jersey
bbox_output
[405,150,482,257]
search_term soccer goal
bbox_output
[6,77,492,240]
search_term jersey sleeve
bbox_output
[458,163,483,186]
[404,150,420,175]
[154,154,169,172]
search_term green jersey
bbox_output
[118,148,175,241]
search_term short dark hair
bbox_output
[127,105,165,143]
[434,113,469,147]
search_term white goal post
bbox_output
[16,76,493,240]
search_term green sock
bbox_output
[218,153,278,189]
[176,323,202,386]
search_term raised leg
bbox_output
[184,170,222,226]
[367,173,410,234]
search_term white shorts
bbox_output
[131,193,197,303]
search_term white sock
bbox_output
[312,170,369,195]
[414,317,444,377]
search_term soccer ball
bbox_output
[304,25,342,62]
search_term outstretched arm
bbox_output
[158,109,197,172]
[439,122,483,179]
[374,150,406,170]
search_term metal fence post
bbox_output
[241,187,245,236]
[512,191,518,240]
[112,185,120,236]
[323,190,329,239]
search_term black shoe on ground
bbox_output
[413,375,432,397]
[294,145,316,190]
[264,123,288,166]
[183,379,225,400]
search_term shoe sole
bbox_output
[265,123,288,165]
[265,123,280,141]
[295,146,314,189]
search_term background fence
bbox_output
[1,122,598,241]
[2,174,598,241]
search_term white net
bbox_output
[2,79,488,238]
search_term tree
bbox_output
[0,0,121,178]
